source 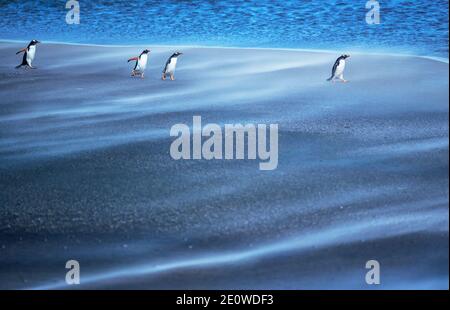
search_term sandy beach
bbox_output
[0,42,448,289]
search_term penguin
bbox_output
[15,40,40,69]
[327,54,350,83]
[162,52,183,81]
[128,49,150,78]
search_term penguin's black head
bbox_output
[142,49,150,54]
[174,51,183,57]
[342,54,350,59]
[30,40,40,45]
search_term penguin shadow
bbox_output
[130,71,145,79]
[12,65,44,80]
[15,66,38,70]
[328,79,350,84]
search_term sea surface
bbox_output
[0,0,448,58]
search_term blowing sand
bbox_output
[0,42,448,289]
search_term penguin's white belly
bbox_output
[136,54,148,71]
[27,46,36,65]
[335,60,346,77]
[166,58,178,73]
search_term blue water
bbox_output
[0,0,448,58]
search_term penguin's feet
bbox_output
[170,74,175,81]
[162,74,166,80]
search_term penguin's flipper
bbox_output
[16,53,28,69]
[128,57,138,63]
[162,57,171,74]
[328,58,340,82]
[16,48,27,55]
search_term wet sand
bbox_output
[0,42,448,289]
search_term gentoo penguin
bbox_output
[327,54,350,82]
[162,52,183,80]
[128,49,150,78]
[15,40,41,69]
